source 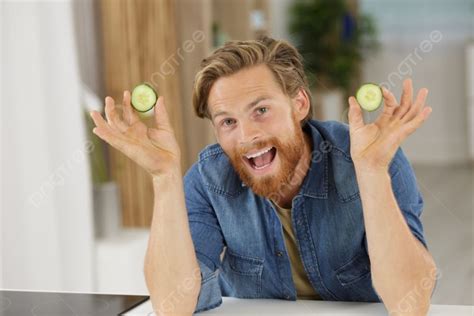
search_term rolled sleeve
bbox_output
[194,258,223,313]
[184,164,225,314]
[389,147,428,249]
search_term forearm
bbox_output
[144,170,201,316]
[354,169,436,315]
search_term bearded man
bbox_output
[90,36,437,316]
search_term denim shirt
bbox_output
[183,119,428,313]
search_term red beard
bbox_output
[228,116,307,199]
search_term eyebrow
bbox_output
[211,95,271,121]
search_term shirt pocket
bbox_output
[335,252,371,286]
[334,252,381,302]
[221,249,264,298]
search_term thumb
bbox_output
[348,96,365,132]
[153,96,173,130]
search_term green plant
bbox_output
[289,0,379,91]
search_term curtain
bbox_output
[1,1,95,291]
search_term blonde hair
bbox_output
[192,36,313,124]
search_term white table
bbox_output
[124,297,473,315]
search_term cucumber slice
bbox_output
[131,83,157,112]
[356,83,383,112]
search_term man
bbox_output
[90,37,437,315]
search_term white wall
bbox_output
[360,0,473,164]
[96,230,149,295]
[269,0,294,42]
[466,43,474,160]
[73,0,105,98]
[0,0,4,289]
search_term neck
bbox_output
[272,131,312,209]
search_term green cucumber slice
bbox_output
[356,83,383,112]
[131,83,157,112]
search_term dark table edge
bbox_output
[119,296,150,315]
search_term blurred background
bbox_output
[1,0,473,307]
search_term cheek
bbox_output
[264,116,295,138]
[216,135,238,156]
[215,130,230,146]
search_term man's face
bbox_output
[208,64,310,198]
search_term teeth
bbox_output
[253,162,271,170]
[245,147,272,159]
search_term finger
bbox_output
[104,96,129,132]
[90,111,111,130]
[394,79,414,119]
[401,88,428,123]
[92,124,129,153]
[154,96,173,131]
[382,87,398,114]
[375,87,398,126]
[399,106,432,140]
[348,96,365,132]
[90,111,127,149]
[122,90,140,125]
[400,78,413,108]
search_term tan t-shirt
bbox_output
[272,201,322,300]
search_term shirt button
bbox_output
[276,251,283,257]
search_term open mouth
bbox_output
[243,146,277,171]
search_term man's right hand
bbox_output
[90,91,181,178]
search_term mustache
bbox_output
[235,138,280,156]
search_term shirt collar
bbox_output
[298,120,329,199]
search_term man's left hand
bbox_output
[347,78,432,173]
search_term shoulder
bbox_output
[198,143,225,161]
[308,119,410,173]
[184,143,222,187]
[185,143,244,197]
[307,119,352,158]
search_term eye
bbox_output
[222,118,236,127]
[257,107,268,115]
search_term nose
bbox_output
[238,119,262,145]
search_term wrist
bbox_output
[354,168,390,183]
[353,161,390,185]
[353,161,389,177]
[354,166,391,195]
[151,167,182,185]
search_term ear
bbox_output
[291,88,310,123]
